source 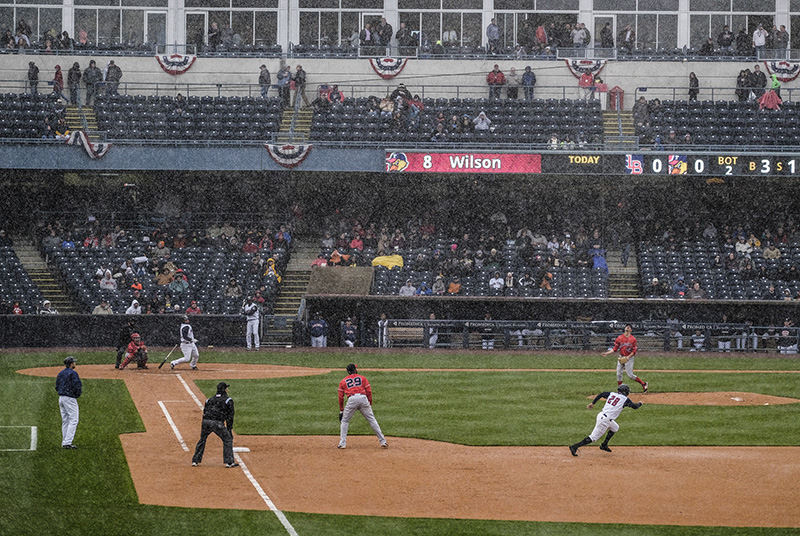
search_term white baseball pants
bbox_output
[59,396,79,446]
[246,320,259,349]
[338,394,386,447]
[171,343,199,368]
[589,411,619,442]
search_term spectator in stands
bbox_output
[398,280,416,296]
[27,61,38,95]
[618,24,635,52]
[12,301,23,315]
[105,60,122,96]
[762,284,781,300]
[770,73,781,99]
[99,270,117,290]
[52,65,65,101]
[685,280,707,299]
[473,111,491,131]
[208,21,221,51]
[292,65,310,108]
[458,115,473,134]
[416,281,432,296]
[504,272,516,295]
[521,66,536,100]
[718,25,734,52]
[123,299,141,314]
[59,30,73,50]
[487,64,505,100]
[359,23,374,46]
[735,28,750,55]
[752,24,768,57]
[377,17,393,49]
[698,38,714,57]
[735,70,749,102]
[734,235,753,257]
[763,242,782,259]
[486,18,500,53]
[774,25,790,57]
[489,271,504,292]
[186,300,202,315]
[646,277,667,297]
[224,278,242,298]
[506,67,520,100]
[83,60,102,106]
[3,29,14,49]
[276,65,291,107]
[396,22,413,47]
[61,234,76,249]
[39,300,58,314]
[672,277,688,297]
[688,72,699,102]
[749,64,767,98]
[258,65,271,99]
[447,276,462,295]
[632,96,649,128]
[571,23,587,48]
[0,229,11,247]
[92,299,113,314]
[431,123,448,142]
[168,274,188,297]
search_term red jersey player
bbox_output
[119,332,149,370]
[337,363,387,449]
[601,324,648,392]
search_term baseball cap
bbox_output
[217,382,229,392]
[64,356,76,366]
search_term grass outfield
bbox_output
[2,349,800,536]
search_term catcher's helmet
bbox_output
[617,384,630,396]
[346,363,357,374]
[131,332,141,340]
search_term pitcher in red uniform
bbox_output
[601,324,648,392]
[337,363,387,449]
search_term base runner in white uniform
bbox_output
[569,384,643,456]
[242,297,260,350]
[171,314,200,370]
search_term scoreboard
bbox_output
[385,151,800,176]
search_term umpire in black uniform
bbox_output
[115,318,136,369]
[191,382,238,467]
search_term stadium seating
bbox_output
[638,100,800,147]
[0,93,64,139]
[93,94,284,141]
[0,246,43,312]
[639,240,800,300]
[44,243,288,314]
[310,97,603,145]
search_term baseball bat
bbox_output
[158,344,179,369]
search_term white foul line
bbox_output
[30,426,37,451]
[235,453,299,536]
[157,401,189,452]
[176,374,204,409]
[177,372,298,536]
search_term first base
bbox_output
[233,447,250,453]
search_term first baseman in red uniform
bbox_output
[337,363,387,449]
[119,332,149,370]
[601,324,648,392]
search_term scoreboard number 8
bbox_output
[423,155,433,169]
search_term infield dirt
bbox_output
[21,364,800,528]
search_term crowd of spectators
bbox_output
[34,215,294,314]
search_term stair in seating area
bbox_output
[602,110,638,149]
[65,105,84,133]
[11,235,79,314]
[261,269,311,347]
[275,108,312,143]
[605,247,641,299]
[65,105,102,142]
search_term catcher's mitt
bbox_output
[618,355,630,365]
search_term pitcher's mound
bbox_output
[627,391,800,406]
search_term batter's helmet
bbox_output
[64,356,76,366]
[346,363,357,374]
[617,384,630,396]
[182,314,189,323]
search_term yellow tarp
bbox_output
[371,255,404,269]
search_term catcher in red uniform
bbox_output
[119,332,149,370]
[601,324,648,392]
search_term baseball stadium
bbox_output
[2,2,800,535]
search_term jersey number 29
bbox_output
[345,377,362,388]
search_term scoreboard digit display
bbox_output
[626,155,800,176]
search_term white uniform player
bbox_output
[377,314,389,348]
[171,315,199,370]
[569,384,642,456]
[242,299,260,350]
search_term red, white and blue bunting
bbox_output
[564,59,606,79]
[369,57,409,79]
[155,54,197,76]
[763,60,800,83]
[265,143,312,168]
[66,131,112,159]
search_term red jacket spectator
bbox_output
[349,236,364,251]
[12,302,23,314]
[186,301,202,315]
[242,238,258,253]
[487,65,506,86]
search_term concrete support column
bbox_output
[284,0,296,55]
[63,0,74,38]
[167,0,185,51]
[677,0,690,49]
